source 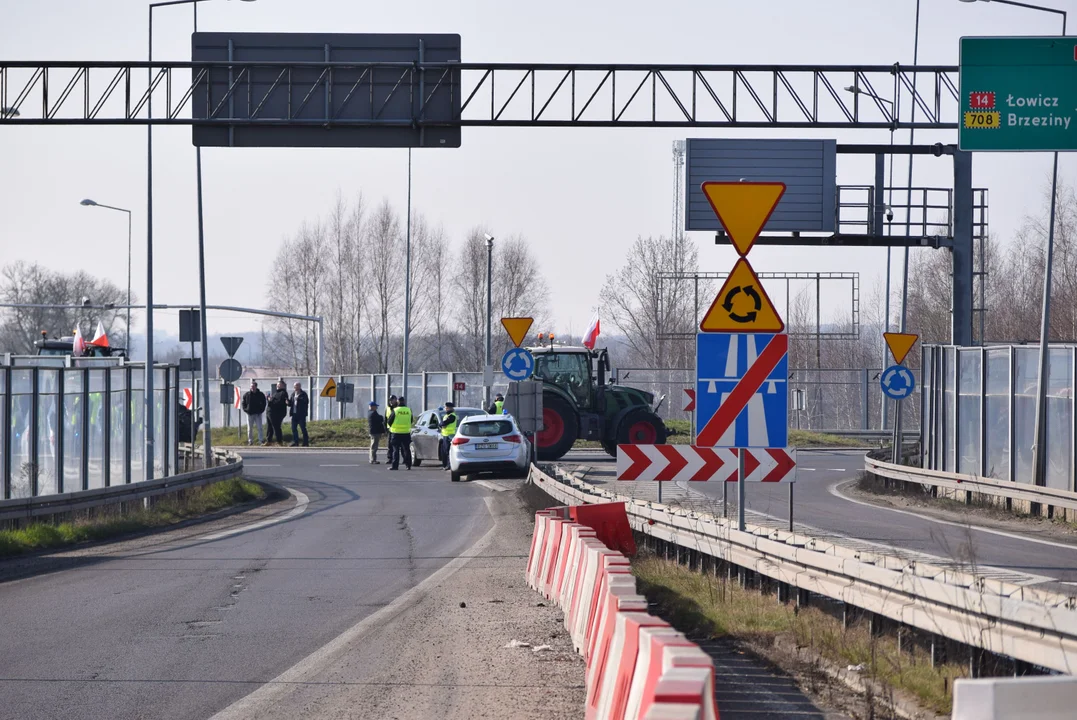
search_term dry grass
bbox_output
[0,478,266,557]
[634,555,966,716]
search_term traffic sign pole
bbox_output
[737,449,746,532]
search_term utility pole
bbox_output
[484,233,494,409]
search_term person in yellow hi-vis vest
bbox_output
[438,401,458,470]
[386,395,413,471]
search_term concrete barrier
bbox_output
[952,676,1077,720]
[526,504,721,720]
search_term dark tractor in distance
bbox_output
[528,344,667,461]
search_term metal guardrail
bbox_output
[865,455,1077,515]
[0,447,243,523]
[530,464,1077,674]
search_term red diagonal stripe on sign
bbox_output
[762,449,795,482]
[618,444,650,481]
[697,334,788,447]
[654,445,689,481]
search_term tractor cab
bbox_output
[525,343,666,460]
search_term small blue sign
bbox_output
[880,365,915,400]
[695,333,788,448]
[501,347,535,381]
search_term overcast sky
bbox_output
[1,0,1073,344]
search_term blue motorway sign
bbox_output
[695,333,788,448]
[880,365,915,400]
[501,347,535,381]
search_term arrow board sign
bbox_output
[696,332,788,448]
[681,388,696,412]
[739,447,797,483]
[616,445,738,482]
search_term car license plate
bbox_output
[475,443,498,450]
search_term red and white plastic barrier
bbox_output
[525,502,720,720]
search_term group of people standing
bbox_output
[366,396,458,471]
[240,379,310,447]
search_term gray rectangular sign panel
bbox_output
[685,139,837,233]
[191,32,461,148]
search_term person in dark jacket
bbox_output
[289,381,310,447]
[265,380,289,445]
[367,400,386,464]
[240,380,267,446]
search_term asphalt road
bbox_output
[0,452,496,720]
[565,449,1077,588]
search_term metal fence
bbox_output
[0,360,180,500]
[202,372,515,431]
[922,344,1074,491]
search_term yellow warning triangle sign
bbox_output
[883,332,918,365]
[320,377,337,398]
[501,317,534,347]
[700,257,785,333]
[701,182,786,256]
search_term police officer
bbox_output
[489,393,505,415]
[385,395,399,467]
[438,401,458,470]
[387,395,413,471]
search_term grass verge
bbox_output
[633,555,965,716]
[0,478,266,558]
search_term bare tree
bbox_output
[599,234,701,367]
[0,261,129,354]
[365,200,404,372]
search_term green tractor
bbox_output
[527,344,667,461]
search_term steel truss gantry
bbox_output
[0,61,959,128]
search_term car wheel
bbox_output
[451,471,461,482]
[413,459,423,467]
[536,394,578,461]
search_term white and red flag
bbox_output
[89,321,109,348]
[582,313,600,350]
[72,325,86,356]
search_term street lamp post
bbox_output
[149,0,257,470]
[484,233,495,410]
[79,199,132,342]
[956,0,1068,488]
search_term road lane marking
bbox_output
[319,464,360,467]
[243,463,281,467]
[472,479,513,492]
[828,479,1077,552]
[208,496,497,719]
[197,487,309,542]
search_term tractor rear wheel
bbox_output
[601,441,618,458]
[616,409,667,447]
[536,394,578,461]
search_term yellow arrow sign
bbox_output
[699,257,785,333]
[883,332,918,365]
[501,317,534,348]
[701,182,786,256]
[320,377,337,398]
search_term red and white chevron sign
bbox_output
[617,445,796,483]
[740,447,797,483]
[182,387,193,410]
[617,445,737,482]
[681,388,696,412]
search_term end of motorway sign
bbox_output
[959,36,1077,152]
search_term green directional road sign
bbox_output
[959,36,1077,152]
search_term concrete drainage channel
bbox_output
[529,462,1077,719]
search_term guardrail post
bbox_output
[930,635,945,667]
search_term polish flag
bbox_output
[89,321,109,348]
[72,325,86,356]
[582,313,600,350]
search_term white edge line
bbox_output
[208,495,497,719]
[197,487,309,542]
[828,479,1077,553]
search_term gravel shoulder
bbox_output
[209,480,585,720]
